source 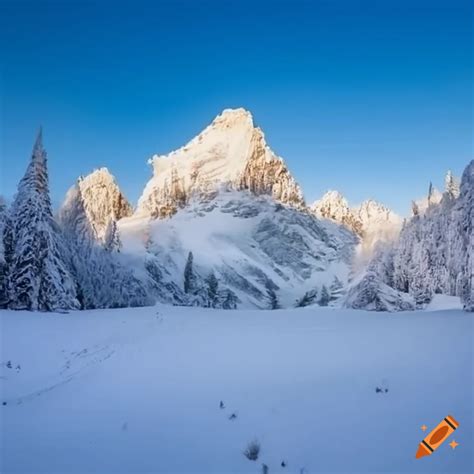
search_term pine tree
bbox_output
[265,281,279,309]
[444,170,460,199]
[104,219,121,252]
[329,276,344,302]
[318,285,330,306]
[184,251,196,294]
[295,288,318,307]
[427,181,434,207]
[344,271,414,311]
[205,271,219,307]
[221,290,238,309]
[458,161,473,311]
[0,197,12,308]
[8,130,79,311]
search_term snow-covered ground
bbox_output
[1,305,472,473]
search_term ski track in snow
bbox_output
[2,343,117,405]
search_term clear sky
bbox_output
[0,0,472,215]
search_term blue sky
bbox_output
[0,0,471,215]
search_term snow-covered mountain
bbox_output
[310,191,363,235]
[3,113,472,313]
[60,168,133,242]
[35,110,357,310]
[311,192,402,238]
[310,191,403,265]
[136,108,304,218]
[121,191,356,309]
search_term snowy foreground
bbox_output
[1,305,472,474]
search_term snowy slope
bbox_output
[1,305,472,473]
[121,190,355,308]
[136,108,304,218]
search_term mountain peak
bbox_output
[80,166,112,181]
[137,109,304,218]
[212,108,254,129]
[61,167,133,241]
[315,190,349,206]
[311,191,402,257]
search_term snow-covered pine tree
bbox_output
[344,270,414,312]
[329,276,344,302]
[265,281,279,309]
[369,161,472,312]
[104,219,121,253]
[458,161,473,311]
[295,288,318,307]
[410,272,432,309]
[427,181,434,207]
[205,271,219,308]
[184,251,197,294]
[318,285,330,306]
[0,197,12,308]
[8,130,79,311]
[444,170,460,200]
[220,289,238,309]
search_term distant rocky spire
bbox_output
[59,167,133,242]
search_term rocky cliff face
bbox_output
[60,168,133,242]
[136,108,304,218]
[311,191,364,236]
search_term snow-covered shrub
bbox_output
[295,288,318,307]
[243,440,260,461]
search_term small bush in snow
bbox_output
[243,440,260,461]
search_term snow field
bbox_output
[1,304,472,473]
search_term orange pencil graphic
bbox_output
[416,415,459,459]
